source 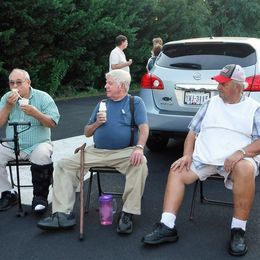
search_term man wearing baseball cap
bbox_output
[143,64,260,256]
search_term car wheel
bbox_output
[146,135,169,152]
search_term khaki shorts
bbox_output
[190,158,259,190]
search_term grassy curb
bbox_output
[54,84,140,101]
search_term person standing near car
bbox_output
[146,44,162,72]
[109,35,132,73]
[142,64,260,256]
[152,37,163,47]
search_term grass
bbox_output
[54,83,140,101]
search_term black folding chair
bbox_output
[0,121,31,216]
[85,167,124,213]
[7,159,32,188]
[189,174,233,220]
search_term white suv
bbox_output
[140,37,260,152]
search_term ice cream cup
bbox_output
[18,98,29,106]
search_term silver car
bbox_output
[140,37,260,152]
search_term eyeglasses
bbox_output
[9,80,26,86]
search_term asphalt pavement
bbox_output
[0,95,260,260]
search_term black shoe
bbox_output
[117,212,133,234]
[32,196,48,214]
[229,228,248,256]
[142,222,178,245]
[0,191,18,211]
[37,212,76,230]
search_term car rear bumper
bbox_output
[147,111,194,132]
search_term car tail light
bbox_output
[140,73,164,90]
[244,75,260,91]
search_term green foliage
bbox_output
[0,0,259,97]
[49,59,70,97]
[204,0,260,36]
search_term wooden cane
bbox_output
[75,143,86,241]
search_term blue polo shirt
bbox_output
[88,95,148,149]
[0,87,60,154]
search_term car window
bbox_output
[157,42,257,70]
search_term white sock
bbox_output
[231,217,247,231]
[9,189,16,194]
[160,212,176,229]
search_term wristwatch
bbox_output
[136,144,144,150]
[238,148,246,157]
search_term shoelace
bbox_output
[154,222,164,229]
[122,213,132,224]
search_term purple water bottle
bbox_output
[99,195,117,225]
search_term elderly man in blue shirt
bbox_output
[38,69,149,235]
[0,68,60,213]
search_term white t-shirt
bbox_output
[109,47,129,72]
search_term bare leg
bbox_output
[230,160,255,220]
[163,167,199,215]
[142,167,199,244]
[228,160,254,256]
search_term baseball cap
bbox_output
[212,64,246,83]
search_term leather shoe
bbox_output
[0,191,18,211]
[37,212,76,230]
[142,222,178,245]
[229,228,248,256]
[117,212,133,234]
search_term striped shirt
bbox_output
[188,95,260,169]
[0,87,60,154]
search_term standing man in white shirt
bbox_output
[109,35,132,73]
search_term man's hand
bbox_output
[128,59,133,66]
[170,155,192,171]
[130,147,144,166]
[224,150,244,173]
[96,112,107,125]
[7,92,19,107]
[19,104,38,116]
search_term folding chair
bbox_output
[7,159,32,188]
[85,167,124,213]
[0,121,31,216]
[189,174,233,220]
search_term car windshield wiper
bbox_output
[170,63,201,70]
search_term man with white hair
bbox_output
[0,68,60,213]
[143,64,260,256]
[38,69,149,234]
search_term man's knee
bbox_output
[30,143,53,165]
[232,160,255,183]
[168,168,198,185]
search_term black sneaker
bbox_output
[37,212,76,230]
[229,228,248,256]
[142,222,178,245]
[0,191,18,211]
[117,212,133,234]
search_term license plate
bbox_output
[184,91,210,105]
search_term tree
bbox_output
[0,0,259,97]
[204,0,260,37]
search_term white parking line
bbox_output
[9,135,93,205]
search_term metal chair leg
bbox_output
[189,180,199,220]
[85,171,94,213]
[97,172,103,196]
